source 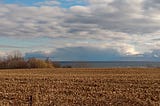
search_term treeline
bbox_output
[0,53,60,69]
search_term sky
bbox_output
[0,0,160,61]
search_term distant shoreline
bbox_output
[56,61,160,68]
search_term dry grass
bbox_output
[0,68,159,106]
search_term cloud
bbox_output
[35,0,60,6]
[0,44,26,49]
[25,46,160,61]
[25,47,123,61]
[144,0,160,10]
[70,6,90,14]
[0,0,160,59]
[0,51,6,57]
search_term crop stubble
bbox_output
[0,68,159,106]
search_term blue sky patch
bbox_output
[59,0,87,8]
[3,0,87,8]
[4,0,44,5]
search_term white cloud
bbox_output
[70,6,90,14]
[0,51,6,57]
[35,0,60,6]
[0,0,160,58]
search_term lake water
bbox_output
[58,61,160,68]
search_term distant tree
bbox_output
[0,51,57,69]
[52,62,61,68]
[27,58,54,68]
[62,65,72,68]
[45,57,54,68]
[7,50,23,60]
[4,50,27,69]
[0,59,5,69]
[7,59,27,69]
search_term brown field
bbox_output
[0,68,160,106]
